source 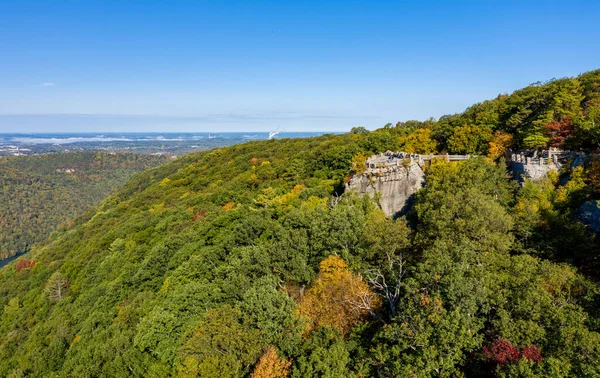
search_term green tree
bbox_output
[361,212,411,317]
[447,125,493,154]
[350,126,369,135]
[553,78,584,121]
[45,271,69,301]
[178,306,264,378]
[523,132,550,150]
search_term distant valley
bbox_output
[0,152,167,260]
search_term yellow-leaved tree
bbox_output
[398,128,437,154]
[488,131,514,160]
[351,153,367,174]
[297,255,380,335]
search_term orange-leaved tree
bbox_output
[297,255,380,335]
[251,345,291,378]
[488,131,514,160]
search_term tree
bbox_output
[415,159,514,253]
[45,271,68,301]
[398,128,437,154]
[362,212,411,317]
[256,161,277,181]
[297,256,380,335]
[251,345,291,378]
[350,126,369,135]
[15,259,35,272]
[580,102,600,147]
[543,117,574,147]
[587,158,600,194]
[238,277,303,355]
[447,125,492,154]
[488,131,514,160]
[291,328,352,378]
[177,306,264,378]
[553,78,584,121]
[350,153,367,175]
[522,132,550,150]
[483,339,521,365]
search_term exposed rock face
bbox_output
[346,158,425,217]
[576,201,600,233]
[509,161,560,181]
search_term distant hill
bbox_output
[0,152,167,260]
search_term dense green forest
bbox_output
[1,70,600,377]
[0,152,167,260]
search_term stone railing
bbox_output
[365,151,474,170]
[510,154,556,166]
[509,150,586,166]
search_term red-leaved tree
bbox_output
[16,259,35,272]
[544,117,575,147]
[483,339,543,366]
[483,339,520,364]
[521,345,542,363]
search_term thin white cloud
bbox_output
[41,82,56,87]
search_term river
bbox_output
[0,251,27,269]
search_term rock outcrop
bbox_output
[576,201,600,233]
[346,153,425,217]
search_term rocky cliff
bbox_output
[346,153,425,217]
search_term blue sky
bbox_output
[1,0,599,132]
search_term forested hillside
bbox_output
[1,70,600,377]
[0,152,167,260]
[368,68,600,155]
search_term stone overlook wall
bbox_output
[508,149,585,182]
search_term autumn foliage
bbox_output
[543,117,575,147]
[351,153,367,174]
[251,345,291,378]
[193,211,207,222]
[521,345,543,363]
[483,339,542,365]
[488,131,513,160]
[16,259,35,272]
[398,128,437,154]
[297,255,380,335]
[483,339,520,364]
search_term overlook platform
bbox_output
[365,151,473,171]
[347,151,475,217]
